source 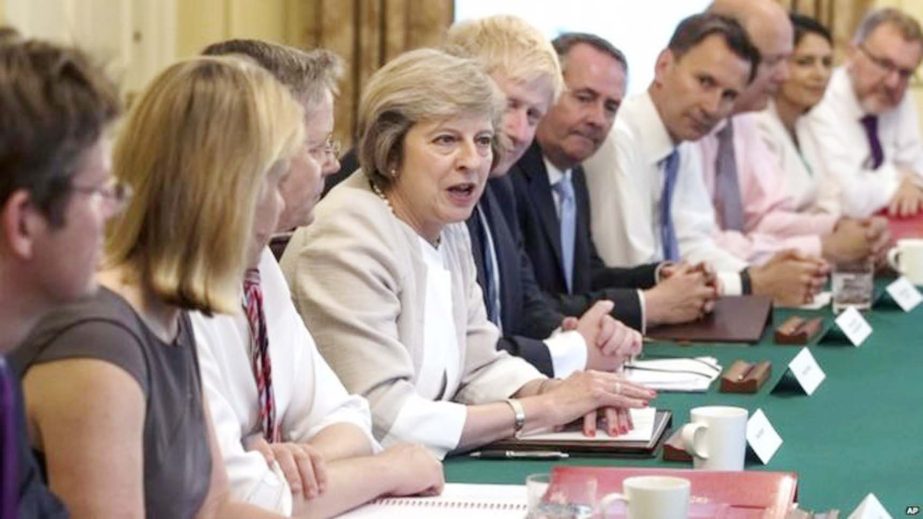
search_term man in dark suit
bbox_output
[448,16,641,378]
[510,32,718,331]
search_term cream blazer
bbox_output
[280,171,542,452]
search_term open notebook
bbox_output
[336,483,527,518]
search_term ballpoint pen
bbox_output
[469,450,570,460]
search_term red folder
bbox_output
[551,466,798,519]
[882,210,923,241]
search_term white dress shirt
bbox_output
[805,66,923,217]
[584,92,747,295]
[755,100,840,215]
[192,248,378,515]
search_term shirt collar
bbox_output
[831,66,866,120]
[630,92,678,166]
[543,155,571,186]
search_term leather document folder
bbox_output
[647,295,772,344]
[551,466,798,519]
[484,409,671,458]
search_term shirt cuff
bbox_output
[242,462,294,516]
[636,289,647,335]
[718,271,743,296]
[654,261,673,283]
[543,330,588,378]
[384,397,467,460]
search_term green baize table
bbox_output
[445,281,923,515]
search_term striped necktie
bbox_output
[243,269,279,442]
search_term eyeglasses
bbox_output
[308,134,342,160]
[69,178,133,211]
[858,43,918,82]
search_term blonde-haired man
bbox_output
[442,16,650,387]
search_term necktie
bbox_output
[552,175,576,294]
[660,149,681,262]
[860,114,884,170]
[0,357,17,519]
[714,122,745,231]
[474,204,502,331]
[243,269,279,442]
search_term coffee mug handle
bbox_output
[888,247,903,272]
[680,422,709,459]
[597,492,628,519]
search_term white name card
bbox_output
[788,348,826,396]
[746,408,782,465]
[835,306,872,347]
[847,493,892,519]
[886,277,923,312]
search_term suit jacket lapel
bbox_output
[519,143,565,271]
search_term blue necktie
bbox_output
[475,204,502,331]
[714,122,745,231]
[660,150,680,262]
[552,175,576,294]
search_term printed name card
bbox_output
[787,348,826,396]
[847,493,892,519]
[886,277,923,312]
[746,409,782,464]
[834,306,872,347]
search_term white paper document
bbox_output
[337,483,527,518]
[521,407,657,442]
[623,357,721,392]
[779,290,831,310]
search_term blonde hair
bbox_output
[108,56,304,314]
[446,15,563,100]
[358,47,504,190]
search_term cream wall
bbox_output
[2,0,294,96]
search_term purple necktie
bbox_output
[714,122,745,231]
[0,357,18,519]
[860,115,884,170]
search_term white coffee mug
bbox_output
[680,406,748,471]
[888,239,923,285]
[598,476,690,519]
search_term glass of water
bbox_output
[526,473,596,519]
[831,258,874,313]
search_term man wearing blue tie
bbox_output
[585,13,827,305]
[448,17,643,378]
[509,32,720,334]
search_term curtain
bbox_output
[288,0,454,148]
[779,0,876,60]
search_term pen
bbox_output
[469,450,570,460]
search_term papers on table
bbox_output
[778,291,831,310]
[337,483,527,518]
[623,357,722,392]
[521,407,657,442]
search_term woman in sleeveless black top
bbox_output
[13,56,305,518]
